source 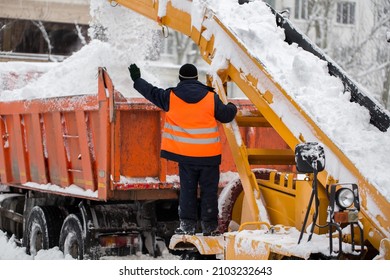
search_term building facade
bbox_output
[1,0,387,104]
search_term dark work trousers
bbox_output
[178,163,220,230]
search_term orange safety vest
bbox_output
[161,91,222,157]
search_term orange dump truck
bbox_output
[0,67,291,259]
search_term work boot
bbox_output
[175,219,196,235]
[201,221,219,236]
[174,227,196,235]
[202,229,221,236]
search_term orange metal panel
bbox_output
[111,110,121,185]
[0,116,12,182]
[118,109,161,178]
[75,110,96,191]
[158,111,166,182]
[112,0,158,25]
[43,111,70,187]
[12,114,30,183]
[7,115,21,183]
[87,111,99,184]
[62,112,80,186]
[96,68,112,200]
[161,1,192,36]
[24,113,48,184]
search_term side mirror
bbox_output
[295,142,325,173]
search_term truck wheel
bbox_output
[180,251,216,260]
[180,251,200,260]
[59,214,84,259]
[24,206,64,256]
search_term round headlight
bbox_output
[336,188,355,209]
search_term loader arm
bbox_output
[110,0,390,255]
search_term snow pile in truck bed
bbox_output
[0,41,118,100]
[0,62,56,92]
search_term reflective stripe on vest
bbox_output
[163,123,220,144]
[161,90,222,157]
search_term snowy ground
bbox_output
[0,230,63,260]
[0,229,179,260]
[1,229,389,280]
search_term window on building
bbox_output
[0,18,88,55]
[337,2,356,25]
[295,0,308,20]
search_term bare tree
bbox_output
[174,32,192,64]
[344,0,390,108]
[372,0,390,108]
[75,23,87,46]
[157,28,201,64]
[304,0,337,51]
[32,21,53,58]
[172,31,202,64]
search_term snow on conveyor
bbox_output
[190,0,390,203]
[0,0,389,205]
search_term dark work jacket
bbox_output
[133,77,237,165]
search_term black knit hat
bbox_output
[179,63,198,81]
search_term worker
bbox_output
[128,63,237,236]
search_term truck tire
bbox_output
[24,206,64,256]
[180,250,217,260]
[59,214,84,259]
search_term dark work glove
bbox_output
[227,102,238,115]
[228,101,237,109]
[128,64,141,81]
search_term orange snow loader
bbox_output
[110,0,390,260]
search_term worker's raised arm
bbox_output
[214,94,237,123]
[129,64,170,111]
